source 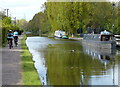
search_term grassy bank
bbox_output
[21,35,41,85]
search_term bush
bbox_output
[2,27,8,46]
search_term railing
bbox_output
[114,35,120,37]
[115,35,120,47]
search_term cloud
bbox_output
[1,0,119,21]
[1,0,46,21]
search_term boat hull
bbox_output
[54,36,62,38]
[62,36,68,39]
[82,40,116,49]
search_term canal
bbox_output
[26,36,120,85]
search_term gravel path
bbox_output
[2,35,23,85]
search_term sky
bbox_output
[0,0,119,21]
[0,0,46,21]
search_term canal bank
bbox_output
[21,35,41,85]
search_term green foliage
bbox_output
[46,2,119,34]
[27,11,51,35]
[2,17,12,46]
[1,14,23,46]
[27,2,119,36]
[17,19,28,31]
[2,17,12,25]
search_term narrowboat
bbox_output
[82,30,116,49]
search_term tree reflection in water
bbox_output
[42,43,117,85]
[26,37,119,85]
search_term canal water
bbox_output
[26,36,120,86]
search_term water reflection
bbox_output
[82,45,116,66]
[26,37,119,86]
[82,44,118,85]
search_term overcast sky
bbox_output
[0,0,46,21]
[0,0,119,21]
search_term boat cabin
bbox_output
[101,35,114,41]
[83,30,115,41]
[83,34,114,41]
[54,30,66,38]
[100,30,114,41]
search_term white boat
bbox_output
[54,30,66,38]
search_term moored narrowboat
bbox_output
[82,30,116,49]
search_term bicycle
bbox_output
[8,39,13,49]
[14,39,18,47]
[14,36,18,47]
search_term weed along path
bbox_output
[2,35,23,85]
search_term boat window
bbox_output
[101,35,110,41]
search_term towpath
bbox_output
[2,35,23,85]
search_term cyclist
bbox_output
[13,30,19,46]
[7,30,13,47]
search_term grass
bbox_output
[21,35,42,85]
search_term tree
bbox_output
[27,2,119,36]
[17,19,28,33]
